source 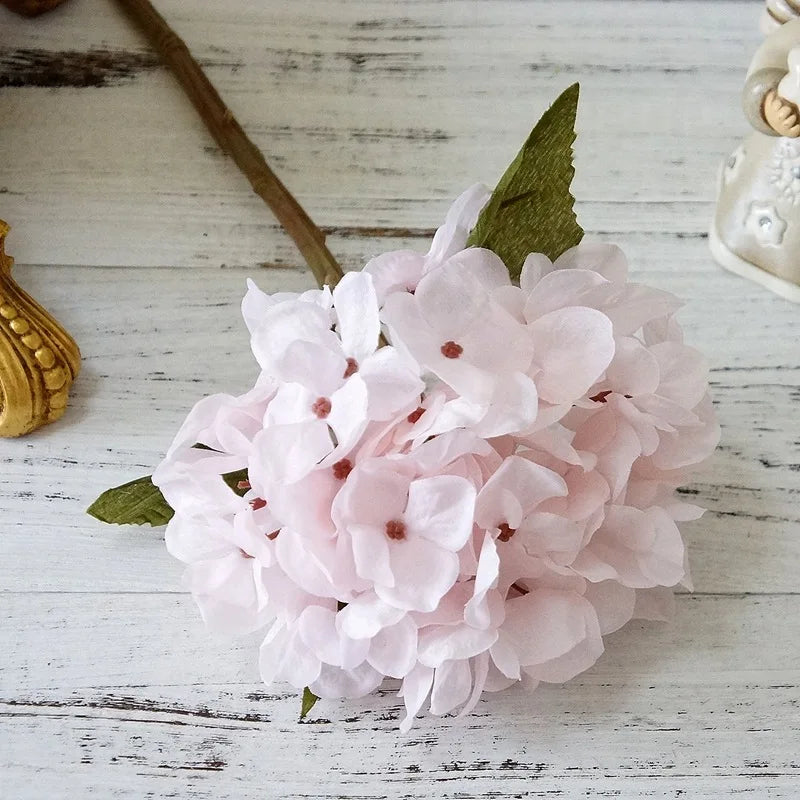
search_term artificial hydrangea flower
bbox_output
[154,186,719,732]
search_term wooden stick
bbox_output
[112,0,344,289]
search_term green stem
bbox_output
[113,0,344,289]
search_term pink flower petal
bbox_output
[398,663,434,732]
[650,342,709,410]
[368,616,418,678]
[251,422,333,485]
[381,538,459,612]
[415,249,510,338]
[363,249,426,303]
[529,306,615,404]
[471,372,539,438]
[359,347,425,421]
[349,524,395,588]
[417,624,498,668]
[426,183,491,268]
[582,580,636,634]
[475,455,567,530]
[250,299,337,373]
[519,252,555,293]
[573,505,685,588]
[554,243,628,283]
[311,662,383,700]
[405,475,476,551]
[524,269,608,320]
[502,589,597,668]
[430,659,473,716]
[338,592,406,639]
[605,336,661,396]
[598,283,682,336]
[464,533,500,629]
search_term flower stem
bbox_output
[112,0,344,289]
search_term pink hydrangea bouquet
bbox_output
[90,85,719,730]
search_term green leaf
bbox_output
[88,466,250,526]
[87,475,174,527]
[300,687,319,720]
[221,468,250,497]
[466,83,583,279]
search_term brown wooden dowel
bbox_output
[113,0,344,289]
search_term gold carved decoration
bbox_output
[0,220,80,437]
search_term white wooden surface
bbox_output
[1,1,799,797]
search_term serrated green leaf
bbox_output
[87,475,174,527]
[300,687,319,720]
[467,83,583,279]
[89,466,250,526]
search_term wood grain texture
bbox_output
[1,0,799,797]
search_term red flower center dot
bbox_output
[407,406,425,424]
[332,458,353,480]
[343,358,359,379]
[250,497,267,511]
[498,522,516,542]
[236,479,252,491]
[441,340,463,359]
[590,390,613,404]
[312,397,332,418]
[385,519,407,541]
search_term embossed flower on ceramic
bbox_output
[723,144,746,186]
[153,188,720,731]
[745,201,788,246]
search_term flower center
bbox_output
[497,522,516,542]
[312,397,332,418]
[332,458,353,480]
[237,479,252,491]
[407,406,425,424]
[250,497,267,511]
[266,530,280,540]
[343,358,359,379]
[590,390,613,403]
[441,340,463,359]
[590,390,632,403]
[385,519,407,541]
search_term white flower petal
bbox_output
[333,271,381,362]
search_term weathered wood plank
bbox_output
[1,1,798,797]
[1,0,760,268]
[1,594,798,798]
